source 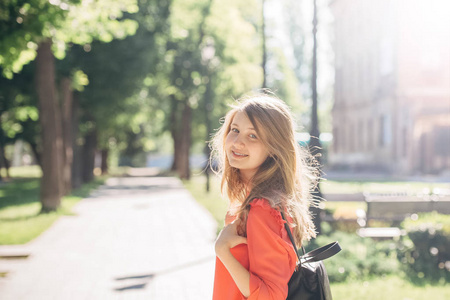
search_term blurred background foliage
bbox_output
[1,0,318,209]
[311,212,450,285]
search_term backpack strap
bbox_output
[301,241,341,263]
[280,212,341,264]
[280,211,303,262]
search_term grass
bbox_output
[183,174,450,299]
[0,166,107,245]
[323,201,367,219]
[183,174,228,227]
[321,180,450,194]
[0,165,42,178]
[330,276,450,300]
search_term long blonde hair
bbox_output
[210,93,318,247]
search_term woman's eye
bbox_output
[249,134,257,139]
[231,128,239,133]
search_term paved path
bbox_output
[0,176,218,300]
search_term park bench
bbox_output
[364,193,450,222]
[356,192,450,239]
[322,191,450,239]
[357,227,405,239]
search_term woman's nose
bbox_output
[232,134,244,148]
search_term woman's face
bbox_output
[225,111,270,182]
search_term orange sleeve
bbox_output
[246,199,295,300]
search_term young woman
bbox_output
[211,94,318,299]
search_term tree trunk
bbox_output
[0,143,10,176]
[172,133,181,172]
[204,73,213,192]
[0,125,11,180]
[177,102,191,180]
[170,96,192,179]
[261,0,267,88]
[0,129,3,181]
[60,77,73,195]
[309,0,322,234]
[28,141,42,169]
[0,143,11,180]
[71,93,82,189]
[82,128,97,183]
[101,149,108,175]
[35,39,64,212]
[170,94,180,171]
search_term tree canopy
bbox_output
[0,0,320,208]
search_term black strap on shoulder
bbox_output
[280,211,303,262]
[280,212,341,264]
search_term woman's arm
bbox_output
[246,199,295,299]
[215,220,250,297]
[215,203,295,299]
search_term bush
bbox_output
[329,219,361,233]
[304,223,400,283]
[398,212,450,284]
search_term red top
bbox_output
[212,198,297,299]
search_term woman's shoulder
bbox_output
[249,198,286,228]
[248,197,294,242]
[249,197,273,210]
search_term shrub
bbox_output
[329,219,361,233]
[398,212,450,284]
[304,224,400,283]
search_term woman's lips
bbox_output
[231,150,248,158]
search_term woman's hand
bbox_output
[215,219,247,256]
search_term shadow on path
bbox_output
[113,255,215,292]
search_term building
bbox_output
[329,0,450,175]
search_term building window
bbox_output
[402,127,408,157]
[380,114,392,147]
[379,116,384,146]
[434,126,450,157]
[333,127,339,153]
[379,37,394,76]
[350,122,354,152]
[347,123,351,152]
[358,119,364,152]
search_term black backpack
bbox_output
[281,212,341,300]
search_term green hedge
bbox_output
[398,212,450,284]
[304,223,400,282]
[310,213,450,284]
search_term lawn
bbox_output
[331,276,450,300]
[321,179,450,194]
[0,165,42,178]
[0,166,106,245]
[182,174,227,227]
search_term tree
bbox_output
[0,0,139,211]
[35,40,65,210]
[163,0,263,179]
[283,0,309,99]
[0,63,40,179]
[309,0,323,234]
[165,0,214,179]
[262,0,267,88]
[64,0,172,179]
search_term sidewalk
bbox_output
[0,176,218,300]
